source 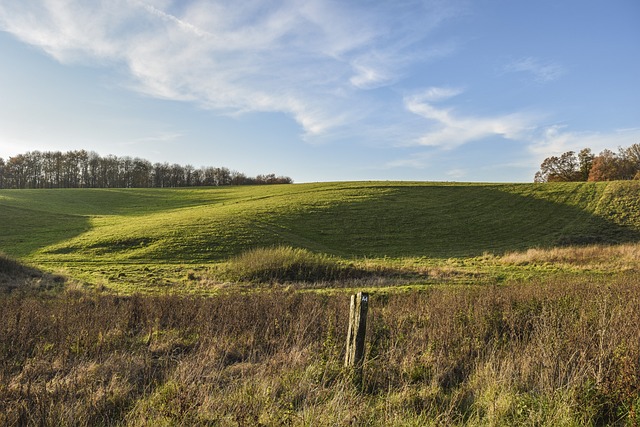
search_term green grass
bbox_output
[1,181,639,291]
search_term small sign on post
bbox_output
[345,292,369,369]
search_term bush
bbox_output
[221,246,362,283]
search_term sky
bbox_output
[0,0,638,183]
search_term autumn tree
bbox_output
[588,149,623,181]
[577,148,595,181]
[534,151,581,183]
[535,144,640,183]
[619,143,640,180]
[624,143,640,168]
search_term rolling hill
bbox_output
[1,181,639,266]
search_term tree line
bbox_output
[0,150,293,189]
[534,143,640,183]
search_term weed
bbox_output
[3,276,639,425]
[221,246,367,283]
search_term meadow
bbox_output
[1,181,640,425]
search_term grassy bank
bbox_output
[1,181,639,293]
[1,181,639,264]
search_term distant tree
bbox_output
[169,164,185,187]
[6,155,27,188]
[86,152,100,188]
[76,150,90,188]
[152,162,169,188]
[0,150,292,189]
[131,158,152,188]
[213,167,232,186]
[22,151,42,188]
[184,164,194,187]
[588,149,624,181]
[191,168,203,186]
[230,170,247,186]
[625,143,640,167]
[618,143,640,180]
[534,151,580,183]
[577,148,595,181]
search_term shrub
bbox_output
[221,246,363,283]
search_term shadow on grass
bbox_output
[0,252,65,292]
[277,185,640,258]
[0,204,90,258]
[2,183,639,262]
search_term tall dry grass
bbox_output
[0,253,64,292]
[221,246,371,283]
[2,274,640,425]
[501,242,640,270]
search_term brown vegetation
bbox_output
[0,253,64,293]
[501,243,640,269]
[535,144,640,183]
[220,246,379,283]
[2,274,640,425]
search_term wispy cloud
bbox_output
[384,152,433,169]
[121,132,184,146]
[404,87,536,149]
[504,57,565,83]
[446,168,467,179]
[0,0,461,138]
[529,125,640,159]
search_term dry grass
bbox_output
[0,252,65,293]
[501,242,640,270]
[220,246,390,284]
[2,273,640,425]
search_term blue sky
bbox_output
[1,0,638,183]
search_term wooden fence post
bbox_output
[345,291,369,369]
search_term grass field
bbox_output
[1,181,639,261]
[2,181,640,425]
[1,180,639,293]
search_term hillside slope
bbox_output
[1,181,639,263]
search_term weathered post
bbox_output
[344,291,369,369]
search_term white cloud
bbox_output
[385,156,430,169]
[504,57,565,83]
[0,0,461,138]
[529,125,640,160]
[349,54,396,90]
[121,132,184,146]
[446,168,467,179]
[404,87,536,149]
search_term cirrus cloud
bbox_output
[504,57,566,83]
[0,0,462,138]
[404,87,536,149]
